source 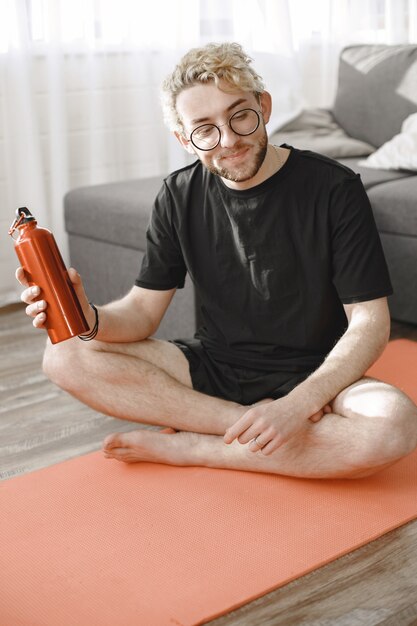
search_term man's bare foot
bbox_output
[102,399,275,465]
[103,428,202,465]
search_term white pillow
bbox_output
[359,112,417,171]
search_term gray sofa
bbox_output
[64,44,417,338]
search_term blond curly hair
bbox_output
[161,42,265,133]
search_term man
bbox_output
[18,42,417,478]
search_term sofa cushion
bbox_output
[367,177,417,237]
[336,158,414,190]
[64,177,163,249]
[358,113,417,171]
[270,108,375,158]
[378,232,417,324]
[333,44,417,148]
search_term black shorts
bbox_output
[171,338,312,406]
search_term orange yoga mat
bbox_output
[1,339,417,626]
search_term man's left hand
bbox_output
[223,398,332,455]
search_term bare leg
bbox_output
[103,378,417,479]
[43,337,246,435]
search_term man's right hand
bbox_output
[16,266,48,329]
[15,266,94,331]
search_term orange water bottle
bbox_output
[9,207,89,343]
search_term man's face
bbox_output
[175,82,270,185]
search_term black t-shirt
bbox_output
[136,146,393,373]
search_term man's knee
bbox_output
[42,338,92,392]
[324,382,417,479]
[385,392,417,458]
[353,390,417,472]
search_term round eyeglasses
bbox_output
[189,108,261,151]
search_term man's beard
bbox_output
[203,133,268,183]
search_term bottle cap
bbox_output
[8,207,36,238]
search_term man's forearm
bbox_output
[80,285,174,344]
[287,299,390,416]
[89,300,153,343]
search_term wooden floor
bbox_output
[2,304,417,625]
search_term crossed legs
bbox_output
[43,337,417,479]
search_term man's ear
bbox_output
[259,91,272,125]
[174,131,196,155]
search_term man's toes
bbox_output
[104,447,129,461]
[103,432,127,451]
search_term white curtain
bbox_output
[1,0,416,305]
[289,0,417,107]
